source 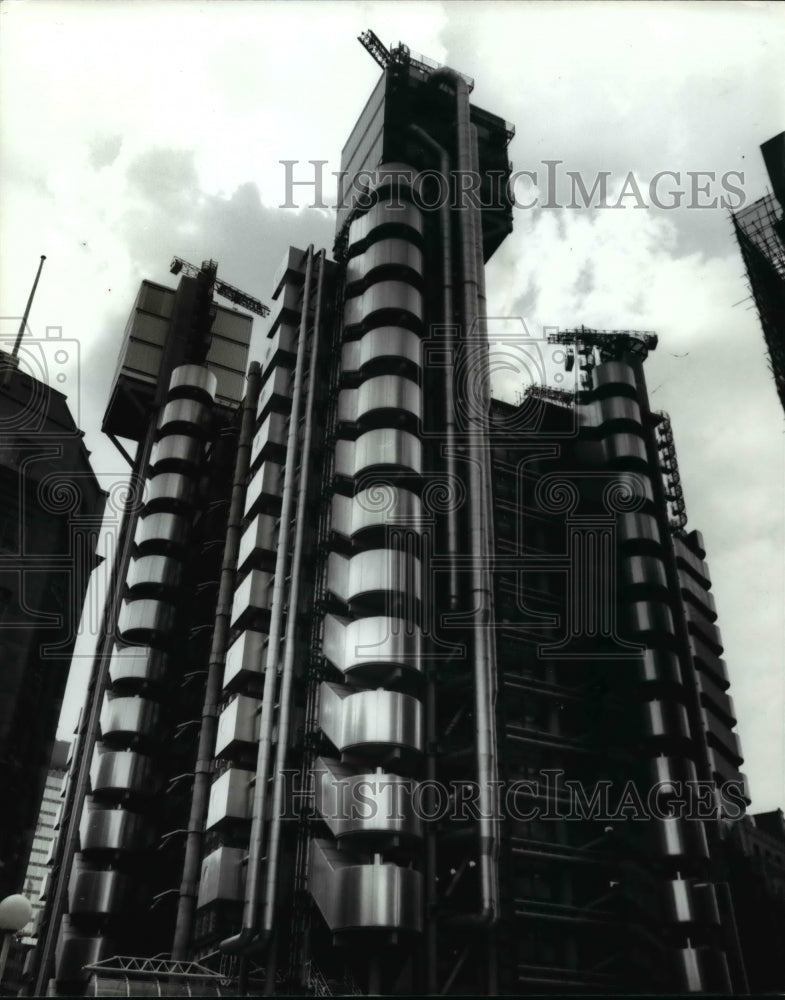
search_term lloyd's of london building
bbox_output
[33,43,752,997]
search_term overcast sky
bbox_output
[1,0,783,811]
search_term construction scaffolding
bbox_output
[520,383,578,408]
[732,192,785,413]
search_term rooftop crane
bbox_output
[548,325,658,377]
[358,29,390,68]
[548,325,658,355]
[358,29,410,70]
[170,256,270,318]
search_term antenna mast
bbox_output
[12,255,47,359]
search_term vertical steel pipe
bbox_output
[429,68,500,933]
[408,126,454,991]
[260,251,326,953]
[409,125,460,613]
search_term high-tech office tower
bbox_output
[36,43,755,998]
[732,132,785,413]
[0,344,104,912]
[184,47,749,997]
[31,265,254,995]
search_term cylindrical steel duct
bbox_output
[409,124,460,612]
[429,66,500,933]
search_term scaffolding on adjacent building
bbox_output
[731,191,785,413]
[519,383,578,408]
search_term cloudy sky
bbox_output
[2,0,783,810]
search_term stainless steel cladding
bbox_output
[313,757,422,839]
[322,614,424,681]
[687,633,729,684]
[615,471,655,504]
[342,281,424,330]
[268,281,303,334]
[592,360,639,394]
[79,806,151,854]
[678,570,718,620]
[346,239,424,285]
[168,363,218,402]
[579,394,644,428]
[701,709,743,764]
[157,396,212,435]
[309,839,423,933]
[363,161,418,199]
[642,699,691,741]
[331,487,423,538]
[237,513,279,574]
[206,768,254,829]
[134,511,190,553]
[144,472,196,511]
[678,947,731,993]
[89,751,154,798]
[149,433,202,473]
[99,695,161,746]
[673,535,711,588]
[601,431,649,466]
[342,327,422,373]
[338,374,422,425]
[250,413,289,468]
[334,429,422,478]
[257,366,293,420]
[197,847,247,907]
[621,554,669,591]
[624,599,676,639]
[230,569,273,630]
[54,920,113,982]
[262,324,299,371]
[694,669,735,726]
[244,461,284,519]
[116,598,176,644]
[666,879,720,925]
[655,815,710,860]
[107,645,168,687]
[305,181,428,939]
[348,201,424,246]
[223,629,268,691]
[319,682,423,756]
[215,695,261,759]
[683,602,723,653]
[126,554,183,593]
[326,550,421,603]
[617,512,662,549]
